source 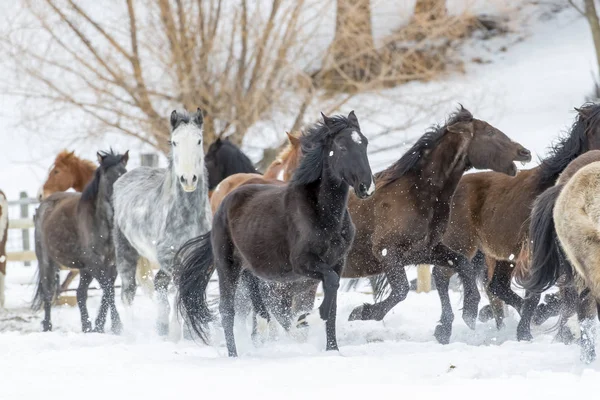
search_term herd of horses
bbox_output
[21,102,600,363]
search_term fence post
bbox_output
[19,191,31,267]
[141,153,158,168]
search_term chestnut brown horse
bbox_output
[341,107,531,338]
[38,150,96,201]
[434,103,600,343]
[38,150,155,296]
[209,132,302,213]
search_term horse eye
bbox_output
[54,170,59,175]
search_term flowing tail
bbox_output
[517,184,571,292]
[174,231,215,344]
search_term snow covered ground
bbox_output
[2,1,600,399]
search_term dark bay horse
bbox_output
[433,103,600,343]
[33,150,129,332]
[342,107,530,333]
[176,111,375,356]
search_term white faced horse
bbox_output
[113,109,211,336]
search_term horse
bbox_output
[210,132,302,213]
[524,157,600,363]
[428,103,600,343]
[37,150,97,201]
[0,190,8,308]
[176,111,375,357]
[33,150,129,333]
[113,108,212,337]
[38,150,154,296]
[204,137,257,192]
[338,107,530,340]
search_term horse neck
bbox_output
[78,178,113,234]
[72,160,96,191]
[413,133,470,201]
[306,158,349,225]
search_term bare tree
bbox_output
[1,0,319,154]
[570,0,600,86]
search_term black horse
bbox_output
[205,138,257,190]
[176,112,375,356]
[33,150,129,333]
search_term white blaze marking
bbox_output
[277,169,285,181]
[366,179,375,195]
[509,254,515,261]
[329,151,334,157]
[351,131,362,144]
[382,248,388,256]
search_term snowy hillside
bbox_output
[1,1,600,399]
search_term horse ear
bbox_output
[286,131,300,147]
[96,152,105,164]
[121,151,129,166]
[321,112,334,127]
[576,106,592,119]
[170,110,179,130]
[447,121,472,134]
[347,110,360,129]
[193,108,204,126]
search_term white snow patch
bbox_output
[329,151,334,157]
[382,248,388,256]
[448,260,454,266]
[277,168,284,181]
[509,254,515,261]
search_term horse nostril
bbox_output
[180,176,186,184]
[192,175,197,183]
[359,183,367,193]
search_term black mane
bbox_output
[81,149,123,203]
[376,106,473,188]
[291,115,351,185]
[537,103,600,189]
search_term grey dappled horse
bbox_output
[113,109,212,336]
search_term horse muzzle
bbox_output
[354,179,375,199]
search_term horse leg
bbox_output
[76,269,93,333]
[577,288,597,364]
[218,260,242,357]
[488,260,523,313]
[432,265,455,344]
[94,268,121,334]
[154,269,171,336]
[348,257,408,322]
[515,291,539,341]
[553,286,576,344]
[114,227,139,306]
[39,259,59,332]
[533,292,563,326]
[243,272,271,344]
[430,244,480,330]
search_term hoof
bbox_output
[157,322,169,337]
[581,349,596,364]
[111,321,123,335]
[478,305,494,323]
[92,326,105,334]
[41,321,53,332]
[82,321,93,333]
[517,329,533,342]
[434,324,451,345]
[554,326,575,345]
[463,313,476,330]
[297,311,321,329]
